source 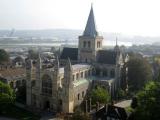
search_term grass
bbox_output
[1,105,40,120]
[125,106,134,113]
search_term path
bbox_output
[114,100,132,108]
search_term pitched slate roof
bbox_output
[97,50,117,65]
[95,105,128,120]
[60,47,78,61]
[83,5,98,37]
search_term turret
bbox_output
[25,58,33,106]
[63,58,74,113]
[53,56,60,91]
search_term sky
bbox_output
[1,0,160,37]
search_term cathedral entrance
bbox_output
[44,101,50,110]
[57,99,63,112]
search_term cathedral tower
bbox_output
[78,4,103,63]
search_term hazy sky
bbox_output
[1,0,160,36]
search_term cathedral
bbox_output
[26,5,128,113]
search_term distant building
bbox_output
[0,66,26,88]
[26,5,128,113]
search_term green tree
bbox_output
[133,81,160,120]
[127,57,152,92]
[117,88,126,99]
[0,49,9,64]
[28,49,38,59]
[90,86,110,104]
[0,81,15,113]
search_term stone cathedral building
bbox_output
[26,5,128,113]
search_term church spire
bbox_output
[83,4,98,37]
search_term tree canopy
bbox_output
[127,57,152,92]
[0,81,15,112]
[0,49,9,64]
[90,86,110,104]
[132,81,160,120]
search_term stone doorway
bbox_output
[57,99,63,112]
[44,101,50,110]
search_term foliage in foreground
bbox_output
[90,86,110,104]
[0,81,15,112]
[133,81,160,120]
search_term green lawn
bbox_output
[0,105,40,120]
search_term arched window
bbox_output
[96,68,100,76]
[97,41,101,48]
[85,71,88,78]
[78,93,80,100]
[82,91,85,98]
[110,69,115,78]
[81,72,83,78]
[85,58,88,63]
[88,41,91,48]
[103,69,108,77]
[42,74,52,96]
[83,41,86,48]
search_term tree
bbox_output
[117,88,126,99]
[0,49,9,64]
[127,57,152,92]
[0,81,15,113]
[28,49,38,59]
[132,81,160,120]
[90,86,110,104]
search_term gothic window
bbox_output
[32,94,36,105]
[85,58,88,63]
[92,68,95,75]
[83,41,86,48]
[88,41,91,48]
[72,75,75,81]
[42,74,52,96]
[85,71,88,78]
[78,93,80,100]
[97,41,101,48]
[82,91,85,98]
[76,73,79,80]
[110,69,115,78]
[103,69,108,77]
[81,72,83,78]
[96,68,100,76]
